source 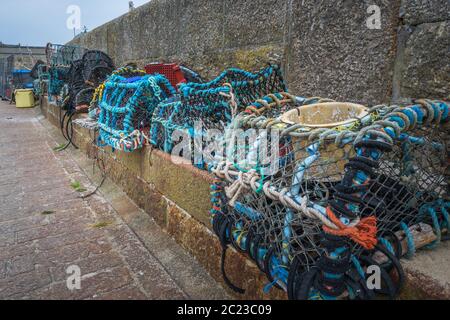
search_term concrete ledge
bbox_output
[41,98,285,300]
[40,97,450,300]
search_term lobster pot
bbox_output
[209,99,449,300]
[33,79,39,96]
[46,43,87,103]
[37,65,49,96]
[280,102,368,181]
[97,72,176,152]
[48,67,69,96]
[46,43,87,67]
[149,65,287,157]
[150,100,182,153]
[81,50,115,85]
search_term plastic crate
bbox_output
[144,63,186,89]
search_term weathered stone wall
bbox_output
[68,0,448,105]
[393,0,450,102]
[70,0,286,86]
[284,0,401,104]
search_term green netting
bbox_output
[97,66,176,152]
[150,64,287,166]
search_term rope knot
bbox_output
[225,170,258,207]
[323,207,378,250]
[220,83,238,119]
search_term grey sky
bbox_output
[0,0,149,47]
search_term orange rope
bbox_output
[323,207,378,250]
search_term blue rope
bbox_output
[97,72,175,152]
[379,237,396,255]
[400,222,416,258]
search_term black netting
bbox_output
[81,50,115,85]
[210,98,449,300]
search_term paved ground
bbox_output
[0,101,228,300]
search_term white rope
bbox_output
[214,161,339,230]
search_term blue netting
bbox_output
[48,66,69,99]
[97,69,176,152]
[150,64,287,159]
[33,64,50,96]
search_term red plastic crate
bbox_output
[144,63,186,89]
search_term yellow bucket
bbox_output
[281,102,369,180]
[15,89,35,108]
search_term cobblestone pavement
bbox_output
[0,101,226,300]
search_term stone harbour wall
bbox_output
[69,0,449,105]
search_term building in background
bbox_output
[0,43,46,99]
[0,42,47,70]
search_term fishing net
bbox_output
[46,43,87,104]
[32,64,50,96]
[87,66,146,123]
[44,47,115,151]
[30,60,46,79]
[209,97,449,300]
[86,63,199,132]
[150,64,287,162]
[97,66,176,152]
[47,66,69,100]
[81,50,115,86]
[45,43,87,67]
[60,59,84,110]
[60,51,116,113]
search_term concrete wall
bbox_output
[393,0,450,101]
[68,0,449,105]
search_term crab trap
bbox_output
[88,66,145,120]
[62,50,115,113]
[46,43,87,104]
[46,43,87,67]
[47,49,116,151]
[31,62,49,97]
[96,66,176,152]
[209,97,449,300]
[86,63,199,128]
[149,64,287,161]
